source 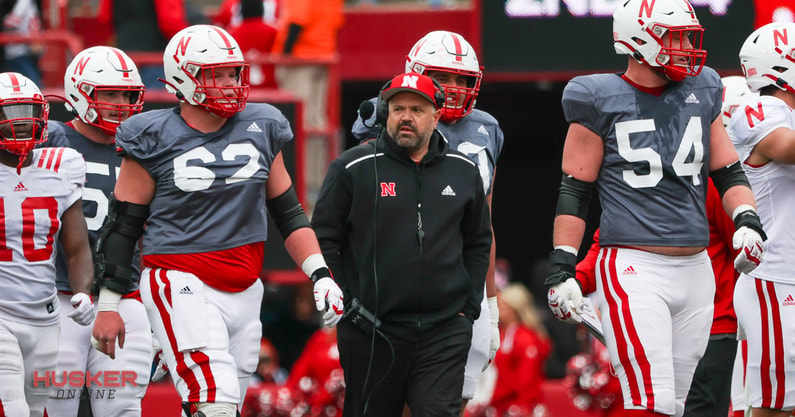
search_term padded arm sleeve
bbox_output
[94,195,148,294]
[710,161,751,198]
[266,185,311,240]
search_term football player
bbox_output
[716,75,758,417]
[728,22,795,417]
[0,72,93,417]
[545,1,766,416]
[351,30,504,413]
[44,46,151,417]
[89,25,344,417]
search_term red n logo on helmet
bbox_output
[173,36,192,63]
[74,56,91,76]
[773,28,788,48]
[639,0,656,18]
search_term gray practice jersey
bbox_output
[116,104,292,255]
[46,121,142,292]
[561,67,723,247]
[352,101,504,195]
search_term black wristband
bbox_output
[544,248,578,288]
[310,267,332,284]
[734,210,767,241]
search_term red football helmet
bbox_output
[64,46,145,136]
[0,72,48,166]
[613,0,706,81]
[405,31,482,122]
[163,25,249,118]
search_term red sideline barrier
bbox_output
[141,380,600,417]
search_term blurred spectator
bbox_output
[272,0,344,130]
[243,328,343,417]
[494,257,512,290]
[1,0,42,85]
[96,0,207,90]
[227,0,278,88]
[563,337,622,417]
[470,283,551,417]
[213,0,280,28]
[286,327,343,416]
[251,338,289,386]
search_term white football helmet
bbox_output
[163,24,249,118]
[0,72,48,161]
[739,22,795,94]
[613,0,706,81]
[64,46,145,136]
[720,76,757,128]
[405,30,482,122]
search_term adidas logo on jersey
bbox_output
[441,185,456,196]
[13,182,27,192]
[247,122,262,133]
[784,295,795,306]
[477,125,489,136]
[179,286,193,295]
[622,266,637,276]
[685,93,700,104]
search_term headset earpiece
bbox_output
[429,78,446,110]
[374,80,392,127]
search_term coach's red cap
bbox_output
[382,73,440,108]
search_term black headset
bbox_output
[374,76,446,126]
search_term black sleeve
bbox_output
[310,157,353,295]
[460,167,492,321]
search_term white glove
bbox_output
[151,350,169,382]
[547,278,584,323]
[484,296,500,371]
[313,277,344,327]
[733,226,765,274]
[67,292,96,326]
[151,333,169,382]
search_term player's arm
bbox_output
[92,157,154,359]
[748,126,795,165]
[266,152,344,327]
[60,199,94,295]
[547,122,602,321]
[708,118,766,274]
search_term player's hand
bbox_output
[313,277,344,327]
[67,292,96,326]
[91,311,125,359]
[151,350,169,382]
[732,208,767,274]
[484,296,500,371]
[547,278,584,323]
[733,226,765,274]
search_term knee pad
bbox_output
[193,402,237,417]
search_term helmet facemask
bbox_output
[181,61,250,118]
[0,97,48,172]
[76,83,145,136]
[421,65,481,123]
[649,24,706,81]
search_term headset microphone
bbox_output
[359,100,376,128]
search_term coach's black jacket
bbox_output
[312,128,492,340]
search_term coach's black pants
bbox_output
[338,314,472,417]
[683,335,738,417]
